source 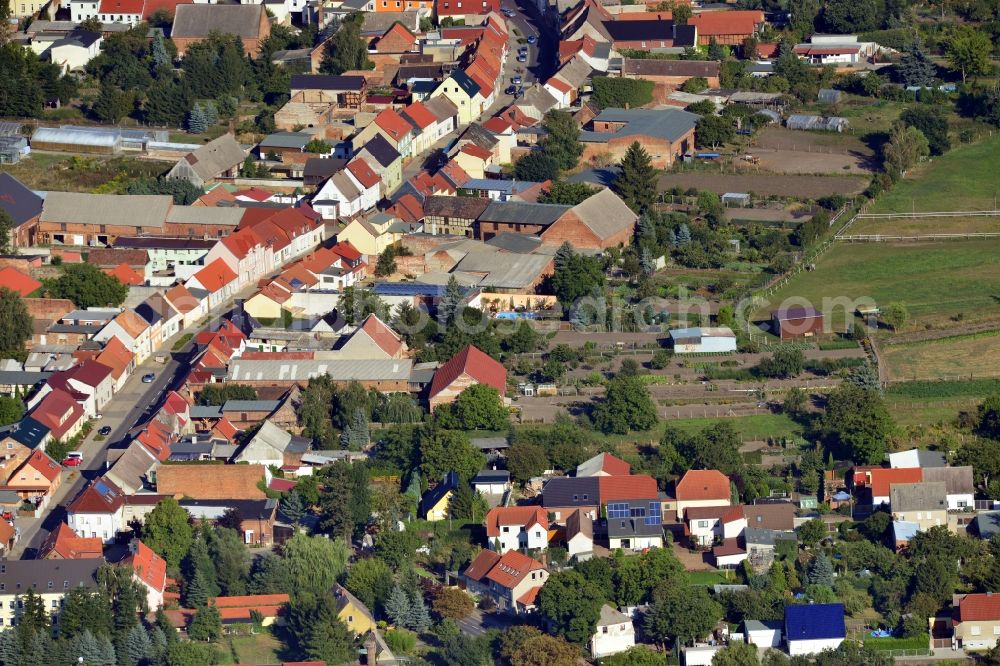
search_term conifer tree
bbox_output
[187,104,208,134]
[408,590,431,631]
[385,585,412,627]
[612,142,657,214]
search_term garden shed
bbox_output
[721,192,751,207]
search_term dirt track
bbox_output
[658,172,868,198]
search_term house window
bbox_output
[994,626,1000,635]
[698,520,710,528]
[602,626,608,634]
[972,626,982,636]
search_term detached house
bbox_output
[337,314,408,359]
[591,605,635,659]
[674,469,732,518]
[485,506,549,553]
[785,603,846,656]
[28,388,86,447]
[606,498,665,551]
[953,593,1000,650]
[123,539,168,611]
[890,482,948,532]
[4,450,62,510]
[428,345,507,411]
[167,134,246,189]
[312,160,381,220]
[463,548,548,614]
[67,477,125,543]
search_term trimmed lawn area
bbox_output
[687,570,732,585]
[871,135,1000,213]
[229,632,282,664]
[886,378,1000,399]
[752,240,1000,332]
[662,413,806,442]
[883,332,1000,382]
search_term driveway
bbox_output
[455,607,517,637]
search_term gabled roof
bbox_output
[485,506,548,537]
[688,10,763,36]
[555,188,638,242]
[449,70,481,99]
[18,449,62,483]
[676,470,731,502]
[171,4,266,39]
[484,549,545,589]
[598,475,658,502]
[890,481,947,512]
[30,388,84,440]
[40,522,103,560]
[785,603,845,641]
[863,467,923,497]
[95,336,133,380]
[176,133,246,182]
[98,0,142,13]
[125,539,167,593]
[356,313,405,357]
[359,134,401,168]
[402,101,438,131]
[66,359,113,388]
[459,143,492,161]
[69,477,125,514]
[192,258,238,293]
[373,108,414,142]
[156,464,267,500]
[464,548,502,582]
[105,263,144,286]
[428,345,506,399]
[0,173,44,226]
[420,471,459,515]
[0,267,41,297]
[922,466,974,495]
[347,158,381,190]
[744,503,795,531]
[576,452,630,477]
[957,594,1000,622]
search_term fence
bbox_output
[835,209,1000,242]
[840,232,1000,242]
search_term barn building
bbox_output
[771,306,824,339]
[668,327,737,354]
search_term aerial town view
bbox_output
[0,0,999,661]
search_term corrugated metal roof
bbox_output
[227,358,413,381]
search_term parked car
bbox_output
[142,373,155,383]
[502,8,515,16]
[511,75,522,85]
[93,413,102,420]
[517,53,527,62]
[505,85,517,95]
[526,34,537,44]
[62,452,83,467]
[98,426,112,436]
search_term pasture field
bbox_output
[871,135,1000,213]
[846,214,1000,237]
[658,172,868,198]
[883,332,1000,381]
[661,413,806,441]
[752,240,1000,332]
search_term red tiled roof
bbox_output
[268,477,297,492]
[688,9,763,36]
[464,549,501,582]
[713,537,745,557]
[675,470,731,501]
[482,116,512,134]
[347,158,381,190]
[69,477,125,514]
[127,540,167,593]
[212,417,240,442]
[31,388,84,441]
[67,359,113,389]
[388,194,423,224]
[484,549,545,589]
[19,449,62,483]
[581,452,630,476]
[756,42,778,58]
[374,108,413,142]
[98,0,143,13]
[165,284,199,314]
[96,336,133,381]
[439,160,472,188]
[435,0,500,17]
[867,467,923,497]
[141,0,191,20]
[547,77,573,95]
[40,523,104,560]
[685,505,734,521]
[598,474,658,502]
[440,26,486,46]
[195,185,238,207]
[104,263,144,286]
[957,594,1000,622]
[0,267,41,297]
[358,314,404,357]
[429,345,506,399]
[156,464,267,500]
[485,506,548,537]
[192,258,238,293]
[517,586,542,606]
[163,391,190,417]
[402,101,437,130]
[331,241,362,263]
[233,187,274,202]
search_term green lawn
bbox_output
[228,632,282,664]
[871,135,1000,213]
[662,413,806,442]
[883,332,1000,382]
[687,570,733,585]
[752,240,1000,332]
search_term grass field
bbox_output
[662,413,806,441]
[0,153,173,192]
[753,240,1000,331]
[847,214,1000,236]
[871,135,1000,213]
[687,570,733,585]
[229,633,282,664]
[883,332,1000,381]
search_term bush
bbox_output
[591,77,654,109]
[649,348,673,369]
[384,629,416,653]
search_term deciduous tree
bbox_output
[143,498,193,570]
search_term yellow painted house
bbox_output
[336,212,405,258]
[244,289,286,321]
[429,71,481,126]
[9,0,47,18]
[335,584,376,636]
[420,471,459,521]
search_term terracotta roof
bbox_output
[126,540,167,592]
[576,452,630,477]
[87,248,149,268]
[598,475,658,502]
[233,187,274,202]
[115,309,151,339]
[485,506,548,537]
[18,449,62,483]
[67,359,113,388]
[676,469,731,502]
[141,0,191,20]
[713,537,745,557]
[165,284,199,314]
[517,586,542,606]
[163,391,190,416]
[685,505,735,521]
[388,194,423,224]
[358,314,405,357]
[96,336,134,380]
[347,159,381,190]
[30,388,84,440]
[484,550,545,589]
[482,117,512,134]
[331,241,362,263]
[156,464,267,500]
[0,267,42,297]
[402,101,438,130]
[957,594,1000,622]
[459,143,492,161]
[546,77,573,95]
[192,258,238,293]
[866,467,923,497]
[69,477,125,514]
[429,345,506,399]
[40,523,104,560]
[212,417,239,442]
[464,549,501,582]
[196,185,238,207]
[374,108,413,142]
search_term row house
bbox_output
[0,559,102,630]
[354,135,403,197]
[135,293,183,354]
[354,108,416,161]
[402,98,459,159]
[186,259,239,311]
[94,309,155,365]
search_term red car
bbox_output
[61,456,83,467]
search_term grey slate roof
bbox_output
[259,131,314,150]
[177,134,246,183]
[581,107,699,144]
[228,359,413,382]
[0,173,43,226]
[890,481,948,512]
[359,134,401,168]
[922,466,974,495]
[450,70,480,98]
[478,201,570,227]
[171,4,266,39]
[541,476,600,507]
[423,95,459,122]
[0,559,101,591]
[222,399,281,413]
